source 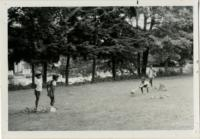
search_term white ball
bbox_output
[50,107,56,112]
[130,90,135,94]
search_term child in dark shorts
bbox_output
[47,74,59,112]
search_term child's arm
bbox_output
[139,83,144,88]
[34,79,38,89]
[148,69,151,77]
[153,70,157,77]
[51,81,56,92]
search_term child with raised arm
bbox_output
[148,65,156,87]
[47,74,59,112]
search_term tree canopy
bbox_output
[8,6,193,83]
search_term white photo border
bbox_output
[1,0,199,139]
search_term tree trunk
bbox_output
[43,62,47,84]
[179,67,183,74]
[91,58,96,83]
[136,15,139,29]
[149,17,155,31]
[31,63,35,85]
[137,53,141,76]
[91,15,99,83]
[142,47,149,76]
[112,57,116,80]
[165,61,168,74]
[65,54,70,85]
[13,62,15,74]
[141,15,152,76]
[143,15,148,31]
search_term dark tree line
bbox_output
[8,7,193,85]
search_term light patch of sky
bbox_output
[125,13,151,30]
[11,22,22,28]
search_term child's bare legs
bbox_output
[34,91,40,110]
[140,87,143,93]
[140,86,149,93]
[149,78,153,87]
[50,96,55,106]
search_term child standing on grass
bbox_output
[148,65,156,87]
[47,74,59,112]
[34,71,43,112]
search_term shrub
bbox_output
[8,84,33,91]
[156,68,182,77]
[8,75,14,79]
[25,74,32,78]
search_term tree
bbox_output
[149,7,193,71]
[8,7,40,85]
[8,7,61,84]
[126,6,193,76]
[94,7,138,80]
[54,7,89,85]
[8,6,192,86]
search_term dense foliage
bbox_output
[8,6,193,85]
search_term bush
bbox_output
[156,68,182,77]
[25,74,32,78]
[8,84,33,91]
[8,67,186,91]
[8,75,14,79]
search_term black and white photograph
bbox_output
[7,5,195,131]
[0,0,199,138]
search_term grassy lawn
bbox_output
[8,75,193,131]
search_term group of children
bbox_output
[34,71,59,112]
[34,66,156,111]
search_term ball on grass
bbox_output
[150,96,154,99]
[50,107,56,112]
[130,90,135,94]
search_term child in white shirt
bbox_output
[34,71,43,111]
[148,65,156,87]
